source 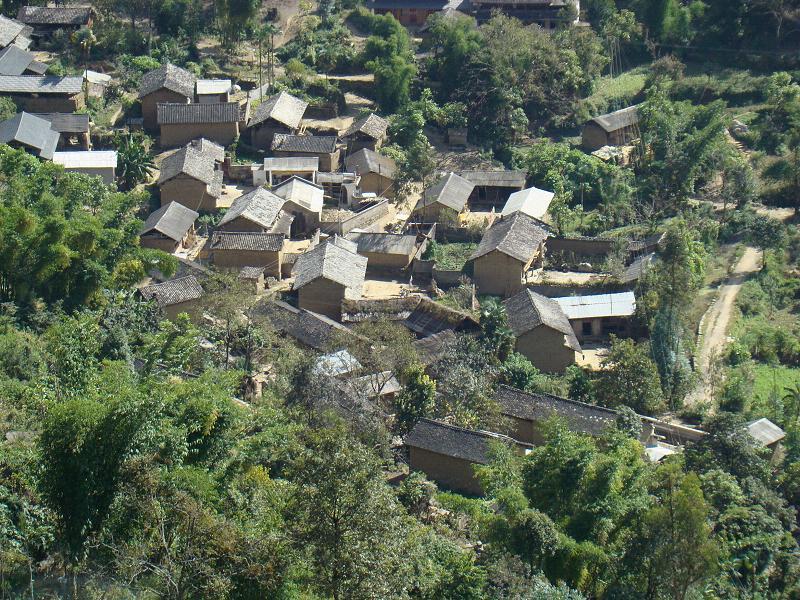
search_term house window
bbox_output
[582,322,592,337]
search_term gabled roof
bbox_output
[344,147,397,179]
[188,138,225,162]
[157,102,241,125]
[621,252,654,284]
[196,78,231,95]
[340,295,479,336]
[405,418,515,464]
[158,146,217,186]
[412,329,457,365]
[553,291,636,320]
[495,385,618,436]
[218,187,286,230]
[342,112,388,140]
[293,238,368,293]
[272,133,337,154]
[459,170,526,188]
[52,150,117,169]
[314,349,362,377]
[415,172,474,212]
[263,156,319,172]
[470,211,549,263]
[32,112,89,133]
[140,201,199,242]
[0,44,36,76]
[17,6,92,26]
[138,63,196,99]
[209,231,284,252]
[746,418,785,447]
[346,232,417,256]
[502,186,554,219]
[249,90,308,128]
[272,175,324,213]
[141,275,203,307]
[0,15,31,48]
[0,111,59,159]
[258,299,356,351]
[0,74,82,94]
[504,288,581,352]
[589,105,640,133]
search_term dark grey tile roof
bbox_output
[258,299,355,351]
[239,266,265,279]
[210,231,284,252]
[0,74,82,94]
[621,252,654,284]
[342,112,388,140]
[405,296,478,336]
[504,288,581,352]
[272,133,337,154]
[0,44,35,75]
[340,295,479,336]
[138,63,195,99]
[218,187,286,230]
[158,146,217,186]
[495,385,617,436]
[416,172,474,212]
[459,170,527,188]
[405,418,515,464]
[346,232,417,256]
[249,90,308,128]
[0,15,29,47]
[470,211,549,263]
[188,138,225,162]
[32,112,89,133]
[141,275,203,307]
[157,102,240,125]
[344,147,397,179]
[140,201,198,242]
[412,329,457,365]
[293,238,367,293]
[589,105,640,133]
[0,111,58,159]
[17,6,92,25]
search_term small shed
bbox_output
[238,266,265,293]
[140,201,199,253]
[582,105,640,151]
[52,150,117,184]
[411,172,474,224]
[344,148,397,199]
[553,291,636,342]
[313,349,363,377]
[459,169,526,210]
[341,112,389,153]
[346,231,419,271]
[746,418,785,451]
[207,231,284,278]
[501,186,554,219]
[272,176,324,235]
[217,187,293,235]
[33,112,90,149]
[140,275,203,319]
[0,45,46,76]
[196,78,231,103]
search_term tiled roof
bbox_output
[209,231,284,252]
[158,146,217,186]
[342,112,388,140]
[218,187,286,230]
[504,289,581,352]
[32,112,89,133]
[239,266,265,279]
[0,111,59,159]
[412,329,457,365]
[0,44,35,75]
[415,172,474,212]
[0,15,29,48]
[52,150,117,169]
[459,170,526,188]
[293,238,367,293]
[272,175,324,213]
[589,105,640,133]
[157,102,240,125]
[189,138,225,162]
[495,385,617,437]
[17,6,92,25]
[0,74,82,94]
[470,211,548,262]
[249,90,308,128]
[140,201,198,242]
[340,294,479,336]
[346,232,417,256]
[405,418,515,464]
[344,147,397,179]
[138,63,195,99]
[271,133,337,154]
[258,299,356,351]
[141,275,203,307]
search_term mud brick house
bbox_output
[195,78,231,103]
[17,5,93,37]
[411,172,474,224]
[139,202,199,253]
[217,187,293,236]
[157,102,242,148]
[0,111,58,158]
[292,237,368,320]
[405,418,526,495]
[33,112,90,149]
[0,45,46,76]
[582,105,640,151]
[501,186,554,219]
[341,112,389,153]
[469,0,579,28]
[503,288,582,372]
[248,90,308,150]
[272,176,324,236]
[138,63,196,132]
[158,146,223,212]
[459,170,526,210]
[553,291,636,342]
[140,275,203,320]
[344,148,397,200]
[52,150,117,184]
[0,75,83,112]
[469,211,549,296]
[0,15,33,50]
[207,231,284,278]
[271,134,340,171]
[188,137,225,163]
[346,232,419,272]
[368,0,454,26]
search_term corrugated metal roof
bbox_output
[589,105,640,133]
[746,418,785,447]
[53,150,117,169]
[0,74,82,94]
[502,186,554,218]
[553,291,636,320]
[196,78,231,95]
[313,349,362,377]
[263,156,318,171]
[140,201,198,241]
[157,102,241,125]
[249,90,308,128]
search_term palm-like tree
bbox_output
[782,382,800,428]
[72,27,96,103]
[116,134,154,191]
[260,22,281,96]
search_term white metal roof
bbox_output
[263,156,319,172]
[553,291,636,320]
[52,150,117,169]
[313,349,362,377]
[83,69,111,84]
[746,418,785,447]
[502,186,554,219]
[644,444,677,462]
[196,78,231,95]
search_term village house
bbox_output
[33,113,90,149]
[248,90,308,150]
[469,0,579,27]
[83,69,112,98]
[412,329,457,367]
[0,75,83,112]
[292,237,368,320]
[469,211,549,296]
[256,156,319,186]
[346,231,420,272]
[196,78,231,103]
[411,172,474,224]
[504,288,582,372]
[52,150,117,184]
[314,349,363,378]
[317,171,360,205]
[217,187,293,235]
[188,137,225,163]
[405,418,526,495]
[0,44,46,76]
[0,111,58,159]
[140,275,204,320]
[459,169,527,211]
[344,148,397,200]
[0,15,32,50]
[501,186,554,219]
[582,105,640,151]
[259,298,359,352]
[139,202,199,253]
[17,5,93,37]
[157,102,242,148]
[158,145,223,211]
[138,63,196,132]
[207,231,284,278]
[271,134,340,171]
[553,291,636,342]
[368,0,456,26]
[238,266,266,293]
[272,175,324,236]
[495,385,619,445]
[341,112,389,153]
[746,418,785,458]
